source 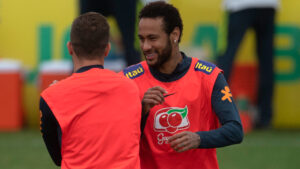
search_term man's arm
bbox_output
[196,73,243,148]
[169,73,243,151]
[40,97,62,166]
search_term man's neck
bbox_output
[73,59,104,72]
[158,50,182,74]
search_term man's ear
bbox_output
[170,27,180,44]
[67,42,74,56]
[104,43,111,57]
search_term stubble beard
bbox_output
[150,39,172,70]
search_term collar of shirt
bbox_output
[75,65,104,73]
[149,52,192,82]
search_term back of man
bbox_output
[40,12,141,169]
[42,68,141,169]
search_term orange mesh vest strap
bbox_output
[42,68,141,169]
[123,58,221,169]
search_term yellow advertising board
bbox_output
[0,0,77,127]
[272,1,300,128]
[0,0,299,128]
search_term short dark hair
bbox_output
[70,12,109,59]
[139,1,183,42]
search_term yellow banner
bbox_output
[0,0,77,127]
[0,0,299,128]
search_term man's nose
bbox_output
[141,40,151,51]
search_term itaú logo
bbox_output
[154,106,189,133]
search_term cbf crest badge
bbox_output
[154,106,189,133]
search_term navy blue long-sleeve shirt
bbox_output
[144,53,243,148]
[197,73,243,148]
[40,97,62,166]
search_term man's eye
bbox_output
[139,37,144,42]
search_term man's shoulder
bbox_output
[121,62,147,79]
[40,75,72,96]
[193,59,218,75]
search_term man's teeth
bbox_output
[147,54,155,57]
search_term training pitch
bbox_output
[0,129,299,169]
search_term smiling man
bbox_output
[120,1,243,169]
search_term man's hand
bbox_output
[168,131,201,152]
[142,86,167,116]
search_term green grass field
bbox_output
[0,129,300,169]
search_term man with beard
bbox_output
[120,1,243,169]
